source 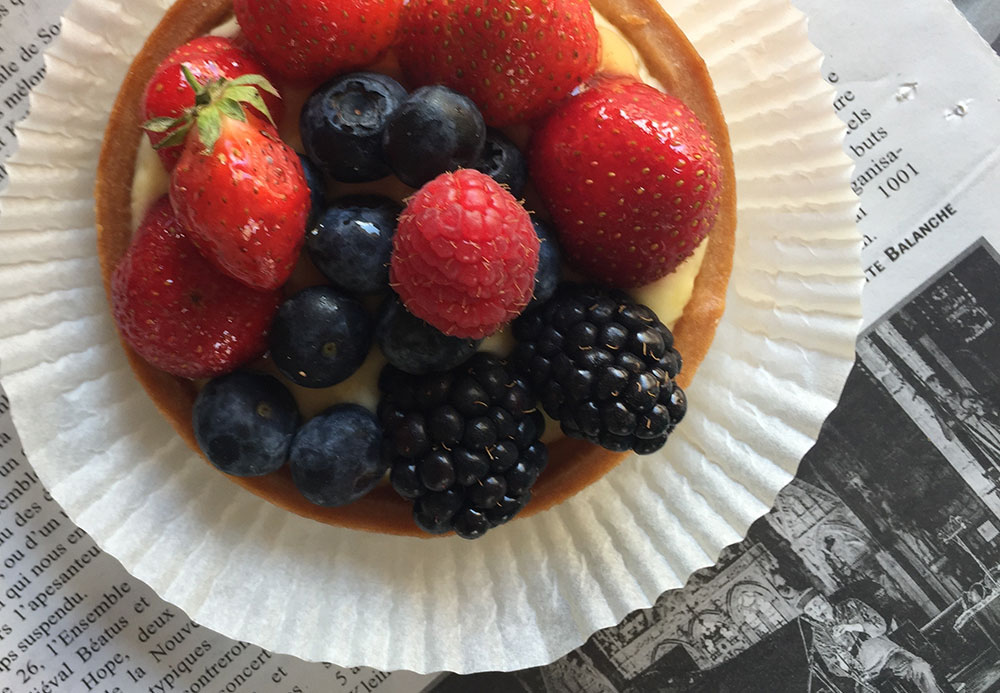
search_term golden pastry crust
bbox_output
[95,0,737,535]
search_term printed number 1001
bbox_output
[878,162,920,198]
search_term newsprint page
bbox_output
[2,1,1000,692]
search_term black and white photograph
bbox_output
[430,241,1000,693]
[951,0,1000,54]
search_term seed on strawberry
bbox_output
[234,0,404,83]
[529,75,723,288]
[142,36,283,171]
[390,169,539,339]
[398,0,600,126]
[111,197,281,379]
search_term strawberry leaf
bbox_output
[143,116,180,133]
[244,92,275,127]
[218,98,248,123]
[223,85,262,104]
[180,64,207,96]
[223,85,276,127]
[196,105,223,153]
[149,71,280,154]
[228,73,280,98]
[154,122,192,150]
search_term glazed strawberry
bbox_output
[390,169,538,339]
[142,36,282,170]
[168,100,310,290]
[234,0,404,83]
[111,197,281,379]
[530,76,722,288]
[398,0,600,126]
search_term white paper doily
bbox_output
[0,0,861,674]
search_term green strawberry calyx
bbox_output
[142,66,280,153]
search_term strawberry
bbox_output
[111,197,282,379]
[159,70,310,290]
[398,0,600,126]
[529,76,723,288]
[142,36,283,170]
[234,0,404,83]
[170,115,310,290]
[390,169,538,339]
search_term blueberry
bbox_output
[530,219,562,306]
[382,85,486,188]
[375,296,481,375]
[300,72,407,183]
[297,154,327,230]
[307,195,401,294]
[289,404,385,507]
[192,372,299,477]
[473,128,527,198]
[269,286,373,388]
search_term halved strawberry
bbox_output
[142,36,283,170]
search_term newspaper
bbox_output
[2,0,999,691]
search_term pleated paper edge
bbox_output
[0,0,862,674]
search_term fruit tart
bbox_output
[95,0,737,538]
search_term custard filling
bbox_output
[127,12,708,421]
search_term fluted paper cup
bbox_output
[0,0,861,674]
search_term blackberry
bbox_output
[512,284,686,454]
[377,352,547,539]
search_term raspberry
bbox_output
[512,284,687,454]
[389,169,539,339]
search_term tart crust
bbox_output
[95,0,737,536]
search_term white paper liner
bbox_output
[0,0,862,674]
